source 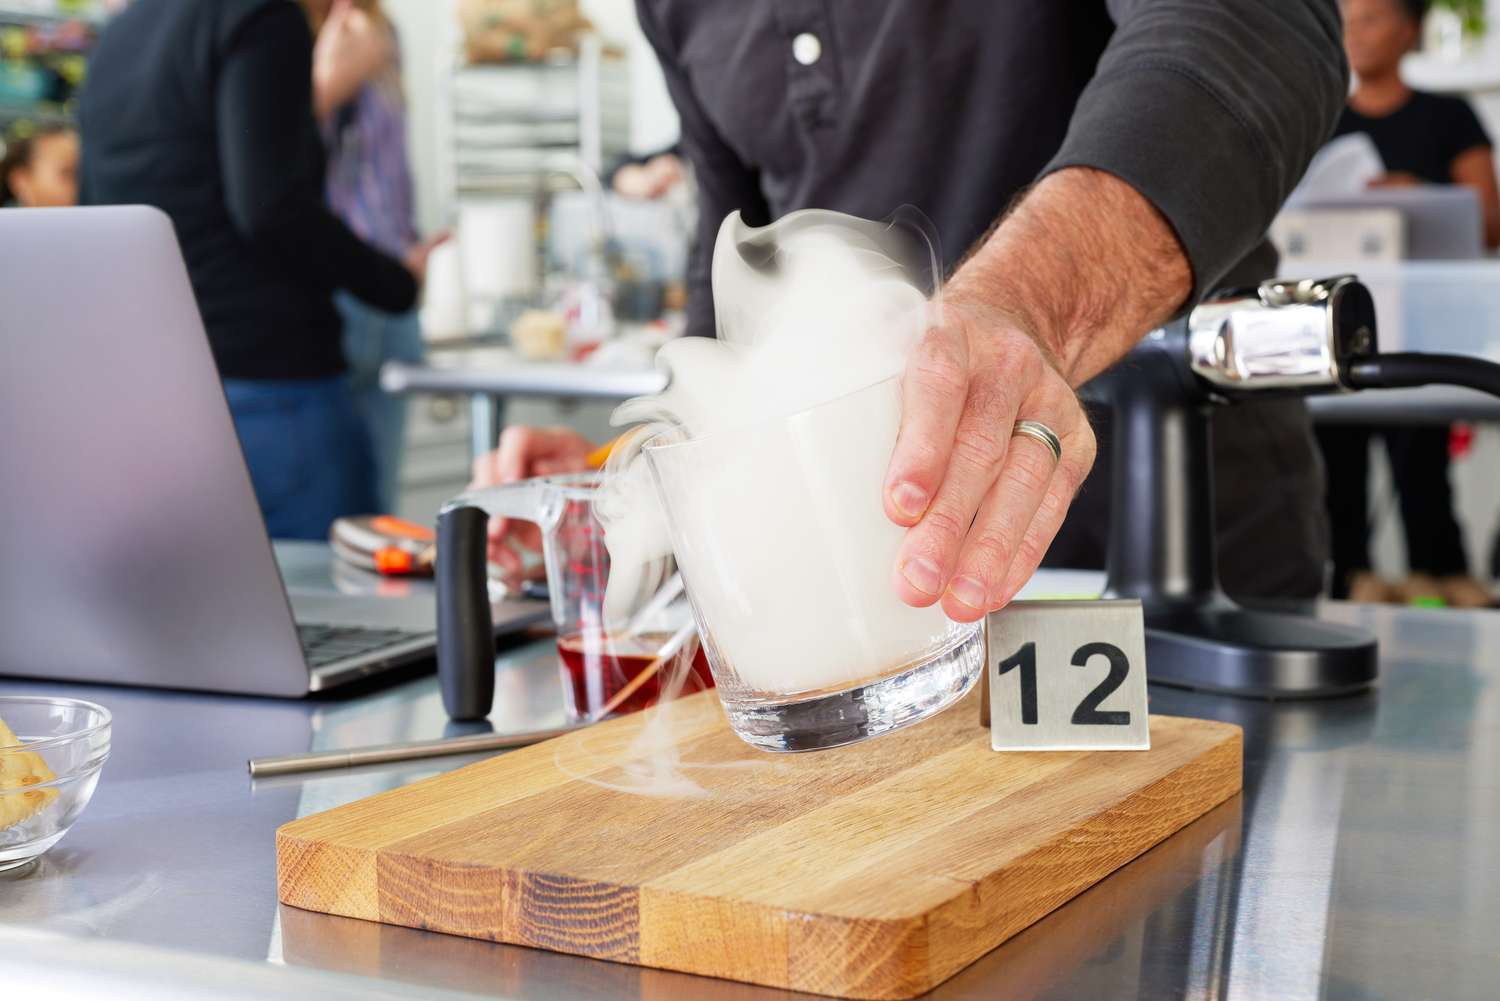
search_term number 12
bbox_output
[996,641,1132,726]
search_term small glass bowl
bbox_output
[0,696,111,872]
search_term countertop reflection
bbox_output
[3,592,1499,1000]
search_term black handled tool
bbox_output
[436,504,495,720]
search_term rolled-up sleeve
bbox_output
[1042,0,1348,304]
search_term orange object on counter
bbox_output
[369,516,435,542]
[373,547,415,574]
[330,515,436,576]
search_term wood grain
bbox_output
[277,690,1241,1000]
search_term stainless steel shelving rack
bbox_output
[436,32,629,205]
[430,28,629,457]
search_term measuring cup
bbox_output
[643,377,985,751]
[435,472,682,719]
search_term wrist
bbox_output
[945,167,1192,386]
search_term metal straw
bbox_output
[251,575,693,778]
[247,724,578,779]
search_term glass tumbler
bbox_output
[645,376,984,751]
[469,472,711,717]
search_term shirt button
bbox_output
[792,32,822,66]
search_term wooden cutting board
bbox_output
[277,690,1240,1000]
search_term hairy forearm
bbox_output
[946,167,1191,387]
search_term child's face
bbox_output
[8,131,79,208]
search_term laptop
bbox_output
[0,206,546,696]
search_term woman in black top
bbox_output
[1319,0,1498,607]
[1338,0,1499,243]
[79,0,430,539]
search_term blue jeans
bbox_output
[223,377,378,540]
[337,293,425,513]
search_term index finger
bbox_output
[884,323,969,526]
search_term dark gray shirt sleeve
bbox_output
[1043,0,1347,305]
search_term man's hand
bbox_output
[403,232,449,287]
[613,154,687,200]
[1368,172,1421,189]
[885,305,1095,622]
[468,426,595,575]
[885,167,1192,621]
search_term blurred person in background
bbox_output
[304,0,444,514]
[610,146,685,201]
[1339,0,1499,242]
[0,123,78,208]
[78,0,434,541]
[1317,0,1497,607]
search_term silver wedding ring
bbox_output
[1012,420,1063,465]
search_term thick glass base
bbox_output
[722,625,986,752]
[0,830,63,871]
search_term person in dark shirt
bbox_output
[1338,0,1499,243]
[78,0,432,540]
[1317,0,1498,607]
[471,2,1349,619]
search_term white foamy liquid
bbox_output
[599,211,950,695]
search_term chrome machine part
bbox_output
[1187,275,1377,394]
[1097,277,1383,699]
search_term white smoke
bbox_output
[575,209,949,792]
[597,209,940,630]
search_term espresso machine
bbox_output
[1098,275,1500,698]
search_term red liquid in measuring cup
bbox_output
[557,631,714,718]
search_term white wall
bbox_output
[578,0,679,153]
[1406,0,1500,190]
[381,0,450,236]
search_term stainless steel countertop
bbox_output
[3,578,1499,1000]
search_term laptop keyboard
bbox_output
[297,624,430,668]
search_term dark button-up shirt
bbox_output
[635,0,1347,600]
[636,0,1347,338]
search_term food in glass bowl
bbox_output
[0,697,111,871]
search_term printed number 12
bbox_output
[996,641,1132,726]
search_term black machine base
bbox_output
[1098,322,1382,700]
[1141,601,1378,698]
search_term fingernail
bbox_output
[891,481,930,518]
[948,576,988,611]
[900,556,943,596]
